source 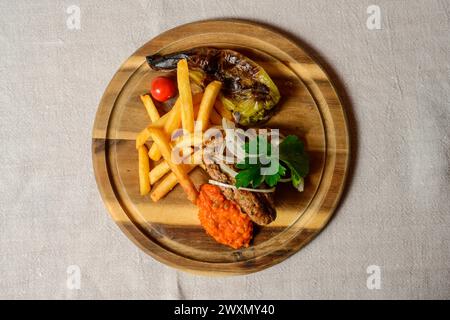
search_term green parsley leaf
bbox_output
[264,163,287,187]
[234,134,308,191]
[235,166,260,188]
[252,174,265,188]
[279,135,309,190]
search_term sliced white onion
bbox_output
[208,179,276,193]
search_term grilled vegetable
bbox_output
[146,47,281,126]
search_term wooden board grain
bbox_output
[92,20,350,275]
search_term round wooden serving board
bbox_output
[92,20,350,275]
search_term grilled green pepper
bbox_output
[146,47,281,126]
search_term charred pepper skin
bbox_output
[146,47,281,126]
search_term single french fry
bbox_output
[177,59,195,133]
[148,144,161,161]
[140,94,160,122]
[138,145,151,195]
[214,99,233,121]
[148,127,198,203]
[149,161,170,185]
[150,165,197,202]
[136,127,152,149]
[195,81,222,132]
[209,108,222,125]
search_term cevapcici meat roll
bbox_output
[203,162,276,226]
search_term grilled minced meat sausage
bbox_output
[203,163,276,225]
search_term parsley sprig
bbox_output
[234,135,309,191]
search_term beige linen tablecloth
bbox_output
[0,0,449,299]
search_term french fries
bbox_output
[148,93,203,161]
[214,99,233,121]
[148,126,198,203]
[150,149,203,201]
[177,59,195,133]
[150,165,197,202]
[174,82,222,153]
[140,94,160,122]
[164,92,202,135]
[138,145,151,195]
[149,161,170,185]
[195,81,222,132]
[136,60,226,203]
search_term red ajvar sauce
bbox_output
[197,184,253,249]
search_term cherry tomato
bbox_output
[150,77,176,102]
